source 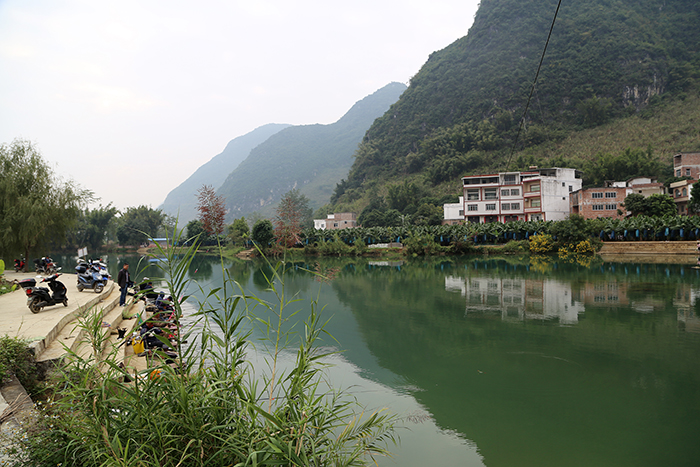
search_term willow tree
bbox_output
[0,139,92,261]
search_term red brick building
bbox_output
[673,152,700,179]
[570,184,628,219]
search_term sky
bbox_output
[0,0,480,211]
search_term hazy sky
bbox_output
[0,0,480,211]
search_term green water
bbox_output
[59,253,700,466]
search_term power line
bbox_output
[503,0,563,171]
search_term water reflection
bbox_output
[49,253,700,466]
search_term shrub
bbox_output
[404,234,441,256]
[529,233,555,255]
[0,336,37,391]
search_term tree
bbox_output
[196,185,227,236]
[66,204,118,252]
[688,182,700,214]
[186,219,206,244]
[647,193,677,217]
[623,193,677,217]
[116,205,165,246]
[252,219,274,247]
[228,217,249,246]
[622,193,648,216]
[0,139,92,260]
[274,189,312,248]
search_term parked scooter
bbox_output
[18,273,68,313]
[14,257,26,272]
[34,257,60,275]
[75,260,108,293]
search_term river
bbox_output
[58,253,700,466]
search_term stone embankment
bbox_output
[599,241,699,264]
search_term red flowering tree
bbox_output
[196,185,227,236]
[274,189,312,248]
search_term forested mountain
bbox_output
[331,0,700,210]
[160,123,290,223]
[216,82,406,219]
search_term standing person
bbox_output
[117,263,130,306]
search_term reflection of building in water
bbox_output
[573,281,630,307]
[675,284,700,333]
[446,275,584,324]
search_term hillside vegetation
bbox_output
[328,0,700,214]
[216,82,406,220]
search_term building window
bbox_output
[467,189,480,201]
[530,199,541,208]
[605,204,617,210]
[683,188,687,196]
[511,202,520,210]
[485,203,496,211]
[686,168,691,177]
[458,210,464,216]
[605,192,617,198]
[569,185,572,192]
[592,192,603,199]
[501,189,510,197]
[592,205,604,211]
[529,184,540,192]
[676,189,681,197]
[484,188,498,200]
[676,169,681,177]
[468,204,478,211]
[502,203,510,211]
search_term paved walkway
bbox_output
[0,270,117,354]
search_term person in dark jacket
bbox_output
[117,263,130,306]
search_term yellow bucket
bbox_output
[132,337,144,354]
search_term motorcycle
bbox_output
[34,257,60,275]
[18,273,68,313]
[75,261,108,293]
[14,257,26,272]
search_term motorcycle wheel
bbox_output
[94,283,104,294]
[77,283,84,292]
[63,299,68,307]
[29,297,42,314]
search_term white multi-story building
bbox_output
[460,167,582,223]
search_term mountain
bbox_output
[216,82,407,219]
[159,123,290,222]
[331,0,700,209]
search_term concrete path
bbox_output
[0,270,120,356]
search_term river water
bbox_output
[61,253,700,466]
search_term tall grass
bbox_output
[9,227,396,467]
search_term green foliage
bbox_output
[623,193,677,217]
[688,182,700,214]
[581,147,668,188]
[334,0,700,206]
[186,219,205,243]
[252,219,274,247]
[549,214,591,243]
[0,336,37,391]
[404,234,441,256]
[228,217,250,245]
[116,205,165,246]
[65,204,118,251]
[8,230,396,467]
[0,139,92,259]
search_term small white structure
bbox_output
[442,196,464,225]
